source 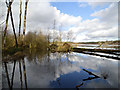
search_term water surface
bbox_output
[2,50,119,88]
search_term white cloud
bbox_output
[1,1,118,42]
[27,3,82,29]
[69,2,118,42]
[58,13,82,26]
[91,3,118,26]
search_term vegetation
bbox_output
[1,0,119,58]
[24,31,48,50]
[49,42,73,52]
[2,0,48,56]
[2,31,48,52]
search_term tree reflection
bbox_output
[10,61,16,89]
[22,58,28,89]
[4,62,11,88]
[19,60,23,89]
[4,61,16,89]
[3,51,113,88]
[76,68,109,89]
[3,58,28,89]
[25,49,47,63]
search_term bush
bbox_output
[24,32,48,50]
[2,31,48,51]
[2,32,15,49]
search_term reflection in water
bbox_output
[18,60,23,89]
[11,61,16,89]
[4,61,16,89]
[22,58,28,89]
[3,58,28,89]
[76,69,101,89]
[4,62,10,88]
[2,50,119,88]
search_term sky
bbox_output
[0,0,119,42]
[50,2,110,20]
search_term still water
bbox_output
[2,50,119,88]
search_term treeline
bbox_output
[2,31,48,51]
[75,40,120,44]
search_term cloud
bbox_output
[88,2,112,8]
[27,2,56,30]
[24,1,82,34]
[1,1,118,42]
[91,3,118,26]
[78,2,112,9]
[87,27,118,39]
[58,13,82,26]
[69,2,118,42]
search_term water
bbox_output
[2,50,119,89]
[72,44,119,50]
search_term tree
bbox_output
[18,0,22,44]
[22,0,29,46]
[58,24,62,42]
[66,30,75,42]
[52,19,59,44]
[8,1,18,47]
[4,0,18,48]
[3,0,13,48]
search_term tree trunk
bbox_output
[52,19,56,44]
[3,1,13,48]
[22,0,29,46]
[18,0,22,44]
[4,0,18,48]
[9,6,18,47]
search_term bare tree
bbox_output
[58,24,62,42]
[18,0,22,43]
[52,19,59,44]
[9,2,18,47]
[3,0,13,48]
[52,19,56,43]
[22,0,29,46]
[4,0,18,47]
[66,30,75,42]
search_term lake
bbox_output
[2,50,119,89]
[72,44,119,50]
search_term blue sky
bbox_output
[50,2,110,20]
